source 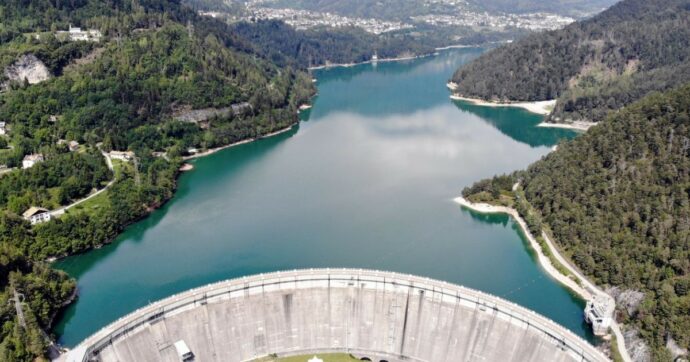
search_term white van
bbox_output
[174,340,194,361]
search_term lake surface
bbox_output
[54,48,590,346]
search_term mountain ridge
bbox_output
[462,83,690,361]
[450,0,690,124]
[0,1,313,360]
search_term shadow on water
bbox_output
[51,126,300,338]
[460,206,511,227]
[451,99,577,148]
[52,48,598,346]
[56,126,299,276]
[458,204,597,343]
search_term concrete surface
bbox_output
[62,269,608,362]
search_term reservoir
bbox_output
[54,48,587,346]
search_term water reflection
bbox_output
[451,99,575,147]
[54,48,593,346]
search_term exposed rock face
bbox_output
[607,287,645,316]
[624,328,651,362]
[607,287,652,360]
[667,335,688,361]
[3,54,51,85]
[173,102,252,124]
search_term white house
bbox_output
[109,150,135,161]
[57,26,102,42]
[0,122,6,135]
[22,207,51,225]
[22,153,44,169]
[68,140,80,152]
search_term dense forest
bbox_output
[231,20,435,68]
[230,19,525,68]
[450,0,690,124]
[0,0,314,360]
[182,0,531,67]
[462,84,690,360]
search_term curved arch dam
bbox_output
[62,269,608,362]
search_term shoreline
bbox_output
[308,54,433,70]
[449,93,556,116]
[48,122,302,350]
[298,104,313,113]
[179,163,194,172]
[182,124,294,161]
[454,197,590,298]
[434,44,475,51]
[307,45,479,70]
[454,196,632,362]
[538,121,596,131]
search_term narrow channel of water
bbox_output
[54,48,590,346]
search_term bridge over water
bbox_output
[62,269,608,362]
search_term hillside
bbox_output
[469,0,614,17]
[266,0,615,19]
[0,0,313,360]
[231,20,436,68]
[450,0,690,124]
[462,84,690,360]
[185,0,583,66]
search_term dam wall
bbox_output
[64,269,608,362]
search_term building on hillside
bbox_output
[22,207,51,225]
[0,122,6,135]
[58,140,80,152]
[22,153,44,169]
[584,295,615,336]
[109,150,135,161]
[57,26,102,42]
[68,140,80,152]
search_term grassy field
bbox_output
[61,158,133,216]
[111,159,131,180]
[65,188,110,216]
[254,353,362,362]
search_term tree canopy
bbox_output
[463,84,690,360]
[451,0,690,124]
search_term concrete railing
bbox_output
[66,268,609,362]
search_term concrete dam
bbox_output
[63,269,608,362]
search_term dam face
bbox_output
[66,269,607,362]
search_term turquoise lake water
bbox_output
[54,48,589,346]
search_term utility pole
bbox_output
[10,280,63,357]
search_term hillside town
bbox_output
[411,12,574,31]
[235,0,574,33]
[244,5,412,33]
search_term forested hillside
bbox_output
[462,84,690,360]
[450,0,690,124]
[0,0,313,360]
[231,20,435,68]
